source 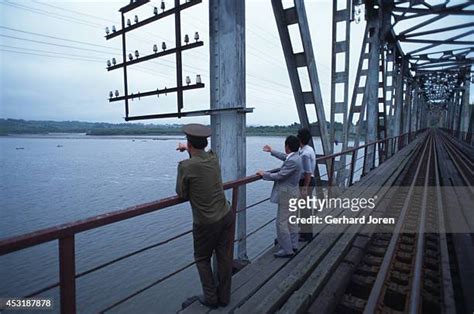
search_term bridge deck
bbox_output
[181,130,473,313]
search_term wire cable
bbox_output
[0,26,120,51]
[0,34,120,55]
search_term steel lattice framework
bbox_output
[272,0,473,190]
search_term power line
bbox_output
[0,26,120,51]
[1,1,102,28]
[31,0,118,24]
[0,34,120,55]
[0,48,104,63]
[0,2,181,56]
[0,44,104,60]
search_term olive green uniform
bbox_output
[176,150,232,305]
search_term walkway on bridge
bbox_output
[181,129,473,314]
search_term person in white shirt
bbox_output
[297,128,316,242]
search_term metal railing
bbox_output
[0,130,424,313]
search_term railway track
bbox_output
[318,129,473,313]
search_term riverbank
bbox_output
[2,118,341,137]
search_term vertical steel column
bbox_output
[468,100,474,145]
[175,0,183,114]
[459,73,471,138]
[403,79,412,141]
[406,85,411,134]
[410,84,419,133]
[447,93,455,130]
[454,90,466,136]
[450,91,459,132]
[120,13,129,119]
[363,9,380,174]
[209,0,247,261]
[392,57,406,140]
[420,93,425,130]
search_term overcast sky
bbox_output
[0,0,472,126]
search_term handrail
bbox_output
[0,169,279,255]
[0,130,424,313]
[316,130,416,162]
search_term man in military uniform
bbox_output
[176,123,232,309]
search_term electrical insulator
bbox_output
[112,25,116,32]
[185,76,191,85]
[184,34,189,44]
[109,91,113,98]
[153,44,158,53]
[194,32,199,42]
[196,74,201,84]
[161,0,165,12]
[154,6,158,15]
[128,53,133,61]
[134,15,139,24]
[162,42,166,51]
[135,50,139,58]
[354,4,363,24]
[112,58,116,65]
[127,19,131,27]
[115,90,119,97]
[107,60,111,67]
[105,27,110,35]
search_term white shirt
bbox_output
[298,145,316,178]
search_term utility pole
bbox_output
[209,0,248,262]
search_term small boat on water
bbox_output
[57,145,63,148]
[16,147,24,150]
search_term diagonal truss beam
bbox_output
[401,22,474,39]
[397,2,472,37]
[407,29,474,55]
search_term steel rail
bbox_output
[443,138,474,173]
[440,134,474,192]
[433,131,457,314]
[408,133,434,313]
[363,132,432,313]
[440,131,474,169]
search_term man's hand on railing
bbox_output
[256,170,265,177]
[176,143,187,152]
[263,145,272,153]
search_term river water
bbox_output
[1,134,337,313]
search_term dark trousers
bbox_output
[193,211,233,305]
[299,177,315,239]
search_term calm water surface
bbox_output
[1,134,326,313]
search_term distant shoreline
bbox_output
[0,118,351,138]
[0,132,304,139]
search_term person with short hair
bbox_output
[297,128,316,242]
[258,135,303,258]
[176,124,232,309]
